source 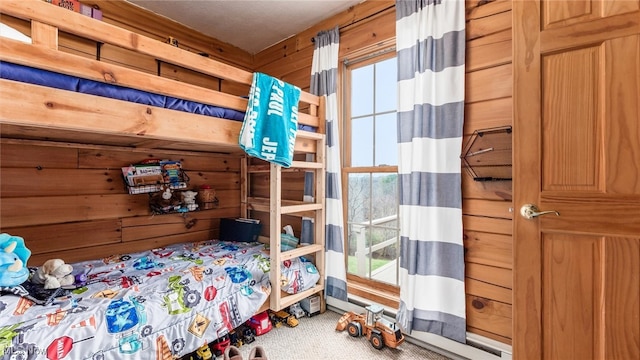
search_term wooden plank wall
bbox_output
[0,140,243,266]
[463,0,513,345]
[255,0,514,346]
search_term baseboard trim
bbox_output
[327,296,512,360]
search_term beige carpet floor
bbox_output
[230,309,452,360]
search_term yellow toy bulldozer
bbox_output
[335,304,405,350]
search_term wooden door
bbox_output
[513,1,640,359]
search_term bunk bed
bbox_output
[0,1,326,359]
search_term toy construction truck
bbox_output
[335,304,405,350]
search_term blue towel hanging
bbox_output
[239,72,301,167]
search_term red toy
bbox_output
[210,333,230,357]
[247,311,272,336]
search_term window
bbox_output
[342,51,399,303]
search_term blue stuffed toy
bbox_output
[0,233,31,287]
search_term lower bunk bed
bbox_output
[0,238,320,360]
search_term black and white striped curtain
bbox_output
[308,26,347,301]
[395,0,467,343]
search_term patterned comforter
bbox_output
[0,240,320,360]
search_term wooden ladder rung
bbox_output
[281,203,322,214]
[296,130,324,140]
[280,244,323,261]
[290,160,323,169]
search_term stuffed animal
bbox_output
[31,259,75,289]
[150,185,181,213]
[0,233,31,287]
[181,190,199,211]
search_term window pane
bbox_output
[347,173,371,223]
[347,173,371,278]
[375,113,397,166]
[375,57,397,113]
[351,66,373,117]
[371,173,398,220]
[346,172,399,285]
[351,116,373,167]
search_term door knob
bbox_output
[520,204,560,219]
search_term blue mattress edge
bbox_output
[0,61,245,122]
[0,61,317,131]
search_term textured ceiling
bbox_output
[127,0,363,54]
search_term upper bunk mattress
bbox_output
[0,61,246,121]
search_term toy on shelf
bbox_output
[335,304,405,350]
[0,233,31,288]
[197,184,219,210]
[149,185,182,214]
[181,190,199,211]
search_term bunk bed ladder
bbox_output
[271,129,325,311]
[247,129,326,311]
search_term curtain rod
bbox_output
[343,46,396,65]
